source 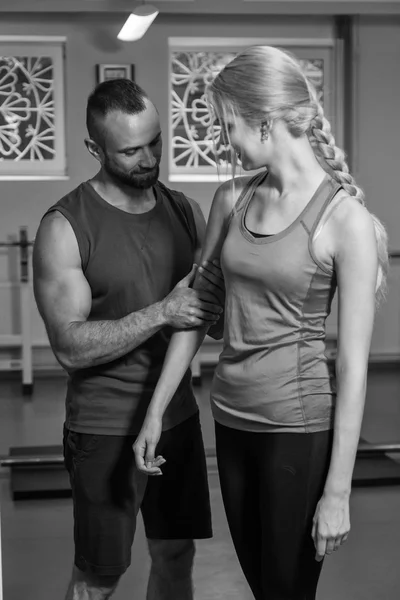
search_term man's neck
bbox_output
[89,173,157,214]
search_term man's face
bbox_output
[100,99,162,189]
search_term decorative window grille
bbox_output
[170,50,236,180]
[0,37,66,179]
[168,38,339,182]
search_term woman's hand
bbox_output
[133,416,166,476]
[312,493,350,561]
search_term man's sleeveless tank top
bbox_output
[45,181,198,436]
[211,171,341,433]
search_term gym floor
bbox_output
[0,367,399,600]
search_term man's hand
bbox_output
[133,416,166,476]
[162,264,223,329]
[197,259,225,307]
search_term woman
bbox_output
[133,46,388,599]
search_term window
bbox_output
[0,36,66,180]
[168,38,341,182]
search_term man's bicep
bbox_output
[33,213,92,343]
[35,268,92,335]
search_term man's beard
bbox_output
[104,157,160,190]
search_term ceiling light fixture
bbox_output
[117,1,159,42]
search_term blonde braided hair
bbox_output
[208,45,388,304]
[307,97,388,304]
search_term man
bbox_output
[33,78,224,600]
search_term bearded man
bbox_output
[33,79,224,600]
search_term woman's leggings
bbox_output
[215,422,334,600]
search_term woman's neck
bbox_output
[266,134,326,198]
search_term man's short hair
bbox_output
[86,78,148,147]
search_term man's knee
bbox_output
[69,565,121,599]
[147,539,195,579]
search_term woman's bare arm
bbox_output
[133,178,247,473]
[148,180,239,417]
[312,196,378,559]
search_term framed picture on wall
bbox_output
[168,37,344,183]
[0,35,67,180]
[96,64,135,84]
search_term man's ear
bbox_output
[85,137,102,162]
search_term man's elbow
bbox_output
[50,335,80,372]
[52,347,76,372]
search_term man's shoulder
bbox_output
[156,180,198,217]
[47,181,88,213]
[60,181,91,206]
[156,181,201,244]
[157,180,204,222]
[156,180,187,202]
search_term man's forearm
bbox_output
[55,301,167,371]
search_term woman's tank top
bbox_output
[211,171,341,433]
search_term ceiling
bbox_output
[1,0,400,15]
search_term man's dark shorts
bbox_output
[63,411,213,577]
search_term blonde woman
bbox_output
[133,46,388,599]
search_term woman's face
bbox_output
[223,113,269,171]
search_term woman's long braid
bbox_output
[308,100,388,303]
[309,103,364,203]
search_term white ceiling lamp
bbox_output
[117,1,159,42]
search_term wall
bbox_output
[0,11,399,362]
[0,11,334,362]
[355,15,400,354]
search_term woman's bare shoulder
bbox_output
[319,190,376,263]
[327,191,373,234]
[213,175,256,211]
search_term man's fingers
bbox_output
[199,301,223,315]
[198,263,225,291]
[202,258,221,269]
[189,308,221,323]
[198,277,225,298]
[198,267,224,287]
